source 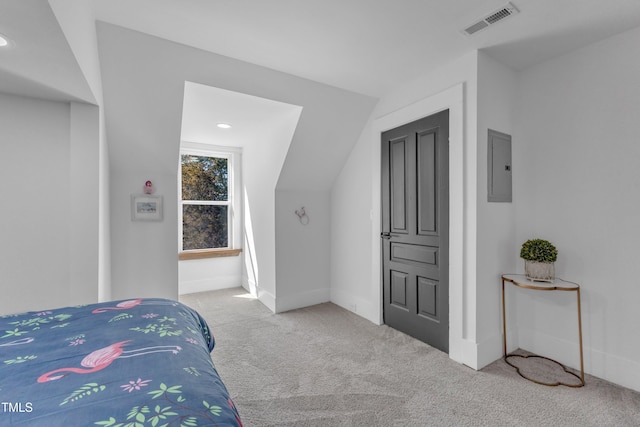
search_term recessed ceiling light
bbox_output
[217,123,232,129]
[0,34,9,47]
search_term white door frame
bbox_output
[371,83,473,368]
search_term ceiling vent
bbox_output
[463,2,519,36]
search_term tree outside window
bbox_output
[180,154,230,250]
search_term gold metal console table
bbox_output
[501,274,585,387]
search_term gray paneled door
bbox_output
[381,110,449,353]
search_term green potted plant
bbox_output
[520,238,558,282]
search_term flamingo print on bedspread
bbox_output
[37,340,182,382]
[1,298,241,426]
[91,299,142,313]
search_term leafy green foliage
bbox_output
[202,401,222,416]
[181,155,228,201]
[94,383,226,426]
[60,383,106,406]
[1,328,27,338]
[129,316,183,337]
[181,154,229,250]
[0,313,20,319]
[181,417,198,427]
[148,405,178,427]
[7,317,50,328]
[147,383,183,399]
[3,355,37,365]
[182,205,228,250]
[127,405,150,423]
[520,239,558,263]
[51,323,70,329]
[183,367,200,376]
[94,417,119,426]
[6,313,72,332]
[109,313,134,323]
[65,334,86,341]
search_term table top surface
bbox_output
[502,274,580,290]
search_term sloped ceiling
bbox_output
[93,0,640,97]
[88,0,640,192]
[0,0,94,103]
[2,2,640,102]
[181,81,303,190]
[181,82,303,151]
[2,1,640,190]
[97,22,377,190]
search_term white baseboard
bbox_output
[519,328,640,392]
[330,288,380,325]
[475,333,505,370]
[179,276,241,295]
[586,347,640,392]
[458,338,480,370]
[257,287,276,313]
[275,288,330,313]
[518,327,584,371]
[240,277,277,313]
[329,288,486,372]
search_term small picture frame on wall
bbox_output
[131,195,163,221]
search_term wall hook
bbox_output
[295,206,309,225]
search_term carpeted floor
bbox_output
[180,288,640,426]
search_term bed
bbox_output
[0,298,242,426]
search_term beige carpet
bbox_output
[180,288,640,427]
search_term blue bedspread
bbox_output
[0,298,242,426]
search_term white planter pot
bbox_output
[524,260,555,282]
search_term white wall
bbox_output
[0,94,68,314]
[241,124,294,308]
[0,5,106,314]
[513,26,640,391]
[330,118,376,315]
[475,52,518,367]
[275,190,331,312]
[98,111,110,302]
[179,256,242,294]
[109,170,180,300]
[97,23,375,309]
[331,28,640,392]
[0,94,100,314]
[49,0,110,302]
[68,102,100,306]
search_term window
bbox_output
[179,144,241,257]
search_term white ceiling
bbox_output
[3,0,640,176]
[0,0,94,103]
[2,1,640,102]
[180,81,303,149]
[88,0,640,165]
[92,0,640,97]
